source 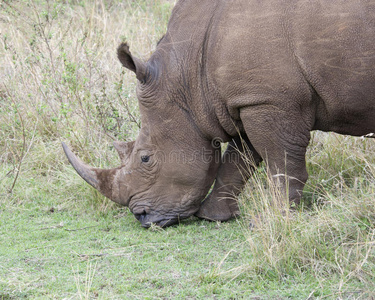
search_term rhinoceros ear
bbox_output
[117,43,147,83]
[113,140,135,164]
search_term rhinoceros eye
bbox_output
[141,155,150,163]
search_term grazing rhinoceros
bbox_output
[63,0,375,227]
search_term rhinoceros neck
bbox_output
[153,0,238,142]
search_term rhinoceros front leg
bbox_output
[240,106,312,208]
[195,136,262,221]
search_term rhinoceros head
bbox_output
[63,43,220,227]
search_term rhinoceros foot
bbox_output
[195,195,239,222]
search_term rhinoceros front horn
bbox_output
[62,142,121,203]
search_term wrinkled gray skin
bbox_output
[63,0,375,228]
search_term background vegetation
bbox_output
[1,0,374,298]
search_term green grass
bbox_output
[1,0,375,299]
[0,200,252,299]
[3,165,373,299]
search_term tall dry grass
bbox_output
[0,0,174,203]
[237,133,375,297]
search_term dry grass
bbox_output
[236,133,375,297]
[0,0,174,202]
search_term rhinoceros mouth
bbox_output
[134,213,180,228]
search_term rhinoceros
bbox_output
[63,0,375,227]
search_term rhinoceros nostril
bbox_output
[134,213,147,222]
